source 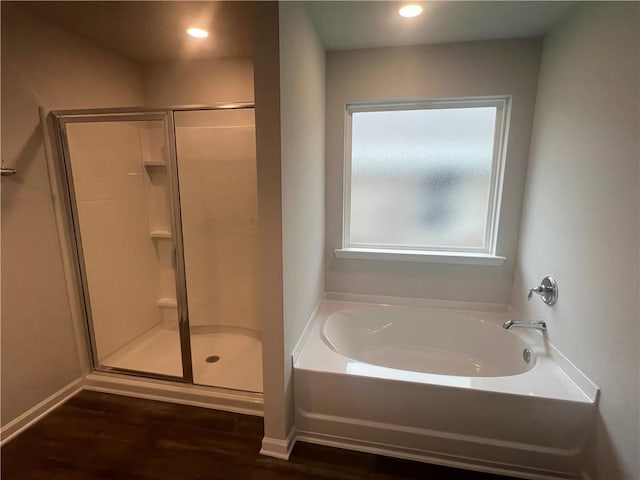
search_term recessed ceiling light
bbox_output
[399,4,423,18]
[187,27,209,39]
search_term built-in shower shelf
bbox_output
[150,230,172,239]
[143,161,167,167]
[157,298,177,308]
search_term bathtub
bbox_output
[294,300,598,480]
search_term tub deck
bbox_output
[294,300,598,480]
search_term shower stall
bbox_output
[54,105,262,394]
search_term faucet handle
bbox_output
[527,276,558,305]
[528,286,544,300]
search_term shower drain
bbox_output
[205,355,221,364]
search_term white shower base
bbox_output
[102,325,263,393]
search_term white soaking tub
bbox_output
[294,300,598,480]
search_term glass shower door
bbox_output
[58,112,191,381]
[174,107,262,392]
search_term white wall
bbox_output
[280,1,326,435]
[1,3,144,427]
[254,0,327,446]
[143,57,254,107]
[511,4,639,479]
[325,39,542,305]
[252,0,286,441]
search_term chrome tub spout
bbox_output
[502,320,547,330]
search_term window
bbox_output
[337,97,510,265]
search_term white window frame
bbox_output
[336,96,511,266]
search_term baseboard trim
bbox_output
[84,372,263,417]
[296,430,582,480]
[1,377,84,446]
[260,428,297,460]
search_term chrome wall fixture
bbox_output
[528,275,558,305]
[502,276,556,330]
[502,319,547,330]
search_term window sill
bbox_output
[334,248,506,266]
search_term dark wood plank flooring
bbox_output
[2,390,515,479]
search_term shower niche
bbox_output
[140,123,178,330]
[56,106,262,394]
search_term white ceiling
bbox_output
[20,1,254,64]
[306,1,580,51]
[19,1,579,63]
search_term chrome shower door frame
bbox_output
[53,109,194,383]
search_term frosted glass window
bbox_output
[346,99,508,254]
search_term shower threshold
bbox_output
[102,324,263,393]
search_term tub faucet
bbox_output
[528,276,558,305]
[502,320,547,330]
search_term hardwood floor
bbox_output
[2,390,514,479]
